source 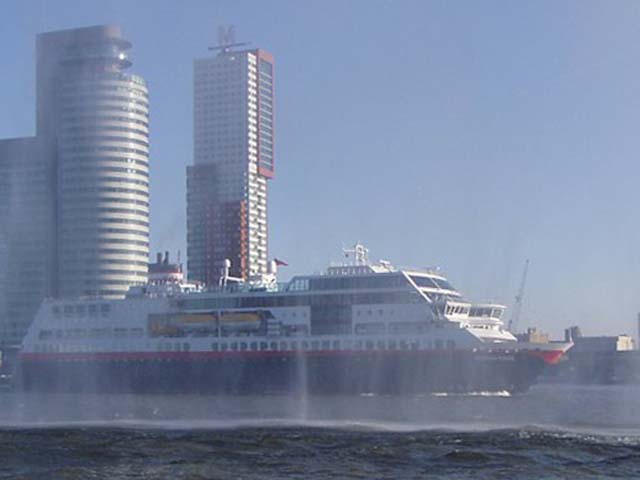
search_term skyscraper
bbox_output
[37,26,150,299]
[0,25,149,344]
[187,43,274,285]
[0,137,55,343]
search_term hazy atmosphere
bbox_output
[2,0,639,338]
[2,3,640,479]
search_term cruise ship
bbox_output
[19,246,571,394]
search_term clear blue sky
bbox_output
[2,0,640,338]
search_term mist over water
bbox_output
[0,385,639,433]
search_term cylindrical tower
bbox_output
[55,30,149,298]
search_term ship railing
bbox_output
[205,282,291,294]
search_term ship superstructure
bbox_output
[19,246,570,394]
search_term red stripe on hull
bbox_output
[527,350,565,365]
[20,349,499,362]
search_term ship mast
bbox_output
[508,259,530,333]
[343,243,369,266]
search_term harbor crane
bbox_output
[508,259,530,333]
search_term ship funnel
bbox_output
[156,252,162,264]
[164,251,169,264]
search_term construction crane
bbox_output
[508,259,530,333]
[208,26,250,54]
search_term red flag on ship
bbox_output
[274,258,288,266]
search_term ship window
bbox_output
[183,343,190,352]
[175,343,181,351]
[354,340,363,349]
[355,322,386,335]
[302,341,309,350]
[311,341,319,350]
[409,276,439,288]
[280,342,287,350]
[435,339,444,349]
[114,328,127,338]
[322,340,330,350]
[64,305,73,317]
[100,304,110,315]
[446,340,455,350]
[52,306,60,316]
[260,342,268,350]
[388,340,397,350]
[221,343,228,351]
[432,278,455,291]
[366,340,374,349]
[291,341,298,350]
[395,322,426,334]
[250,342,258,351]
[231,343,238,351]
[131,328,144,337]
[38,330,53,340]
[332,340,340,350]
[211,343,218,351]
[240,342,248,351]
[377,340,385,350]
[76,305,86,315]
[270,342,278,350]
[88,304,98,316]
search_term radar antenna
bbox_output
[343,243,369,266]
[208,25,250,54]
[508,259,530,333]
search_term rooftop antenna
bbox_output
[208,25,250,54]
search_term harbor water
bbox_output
[0,384,638,478]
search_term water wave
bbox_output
[0,425,637,479]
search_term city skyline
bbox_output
[2,1,640,338]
